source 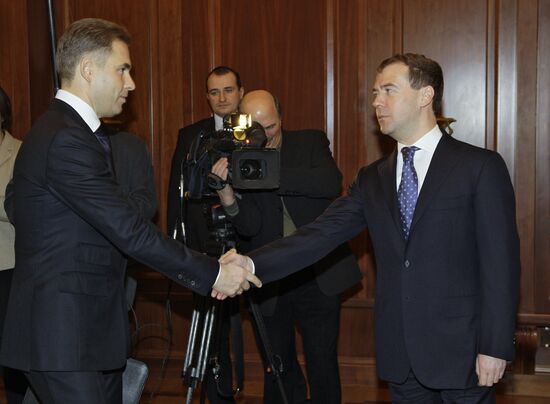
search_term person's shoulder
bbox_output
[179,117,214,137]
[443,133,502,161]
[283,129,328,143]
[3,131,22,150]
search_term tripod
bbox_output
[177,166,288,402]
[182,291,289,404]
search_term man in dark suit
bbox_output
[111,130,157,221]
[167,66,243,244]
[167,66,244,403]
[221,54,520,403]
[212,90,362,403]
[0,18,259,404]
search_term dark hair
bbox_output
[0,85,12,133]
[377,53,444,116]
[205,66,242,91]
[56,18,131,83]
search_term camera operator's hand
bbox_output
[212,250,261,300]
[211,158,236,207]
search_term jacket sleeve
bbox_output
[47,127,218,295]
[249,167,369,284]
[474,152,520,360]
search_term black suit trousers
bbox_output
[259,270,341,404]
[27,369,123,404]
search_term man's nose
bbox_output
[372,94,383,108]
[125,73,136,91]
[219,91,226,101]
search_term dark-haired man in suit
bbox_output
[1,18,259,404]
[221,54,520,403]
[167,66,244,403]
[167,66,244,245]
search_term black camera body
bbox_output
[184,114,280,199]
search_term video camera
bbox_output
[184,113,280,199]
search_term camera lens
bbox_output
[240,159,262,179]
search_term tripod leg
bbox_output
[248,292,289,404]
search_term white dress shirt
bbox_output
[55,89,101,132]
[396,125,443,193]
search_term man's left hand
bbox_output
[476,354,506,386]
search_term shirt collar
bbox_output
[55,89,101,132]
[397,124,442,154]
[214,114,224,131]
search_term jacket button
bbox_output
[177,274,183,280]
[404,260,410,269]
[190,280,196,286]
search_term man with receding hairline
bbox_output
[1,19,258,403]
[212,89,361,403]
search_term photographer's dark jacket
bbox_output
[229,129,362,315]
[167,117,216,251]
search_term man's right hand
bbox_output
[211,157,236,206]
[212,253,261,300]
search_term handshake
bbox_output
[211,249,261,300]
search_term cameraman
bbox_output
[212,90,362,403]
[167,66,244,403]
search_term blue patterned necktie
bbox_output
[94,125,116,177]
[397,146,419,239]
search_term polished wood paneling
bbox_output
[0,0,31,139]
[535,0,550,313]
[3,0,550,397]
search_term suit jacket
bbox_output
[230,129,362,314]
[248,133,520,389]
[1,100,218,372]
[0,131,21,270]
[167,117,215,249]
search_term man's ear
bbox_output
[239,86,245,99]
[79,56,93,83]
[420,86,435,108]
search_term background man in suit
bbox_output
[212,90,362,403]
[167,66,243,243]
[0,18,259,404]
[167,66,244,403]
[221,54,520,403]
[111,129,157,221]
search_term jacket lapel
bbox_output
[409,134,461,234]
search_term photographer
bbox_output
[167,66,244,403]
[212,90,362,404]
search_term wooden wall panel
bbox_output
[516,0,538,313]
[218,0,327,131]
[6,0,550,394]
[535,0,550,312]
[0,0,31,139]
[403,0,490,148]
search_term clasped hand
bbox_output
[211,248,260,300]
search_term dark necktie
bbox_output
[397,146,419,239]
[94,125,116,178]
